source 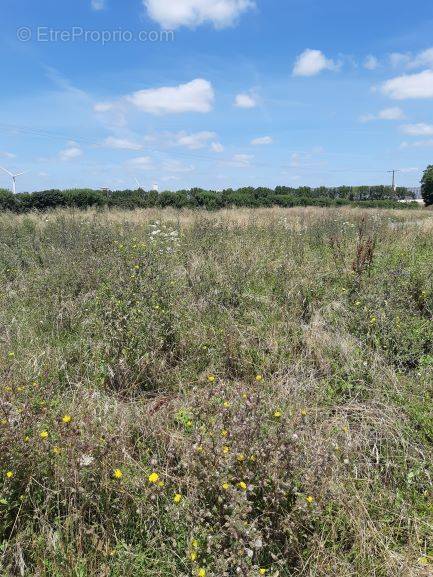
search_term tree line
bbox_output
[0,185,420,212]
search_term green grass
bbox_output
[0,206,432,576]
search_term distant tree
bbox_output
[421,165,433,206]
[0,189,17,211]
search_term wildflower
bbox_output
[306,495,314,504]
[113,469,123,479]
[355,300,361,307]
[174,493,182,504]
[198,569,206,577]
[62,415,72,424]
[6,471,14,479]
[8,352,15,358]
[238,481,247,491]
[370,316,377,325]
[242,393,248,399]
[301,409,308,417]
[196,445,204,453]
[158,481,165,488]
[222,446,230,454]
[40,431,49,440]
[24,436,30,443]
[418,556,429,566]
[222,482,230,490]
[53,446,61,455]
[207,374,216,383]
[191,551,197,561]
[221,429,228,437]
[192,540,199,549]
[259,570,267,575]
[255,374,263,382]
[249,454,257,462]
[148,472,160,484]
[223,401,231,408]
[237,453,245,462]
[274,410,282,418]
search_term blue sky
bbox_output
[1,0,433,192]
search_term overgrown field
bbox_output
[1,207,433,577]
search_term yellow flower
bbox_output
[418,556,429,566]
[255,374,263,382]
[148,472,160,484]
[207,374,216,383]
[196,445,204,453]
[222,445,230,454]
[222,482,230,490]
[274,410,282,418]
[223,401,231,408]
[242,393,248,399]
[6,471,14,479]
[113,469,123,479]
[306,495,314,504]
[62,415,72,424]
[174,493,182,504]
[221,429,228,437]
[198,569,206,577]
[53,446,61,455]
[355,300,361,306]
[40,431,49,440]
[238,481,247,491]
[249,454,257,462]
[301,409,308,417]
[259,569,267,575]
[24,436,30,443]
[190,551,197,561]
[192,539,199,549]
[158,481,165,488]
[8,352,15,358]
[237,453,245,462]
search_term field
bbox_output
[1,206,433,576]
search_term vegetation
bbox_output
[1,206,432,576]
[421,166,433,206]
[0,185,419,213]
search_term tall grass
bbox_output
[1,207,432,576]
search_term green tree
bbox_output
[421,165,433,206]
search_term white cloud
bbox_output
[408,48,433,69]
[381,70,433,99]
[235,93,257,108]
[163,159,195,173]
[400,139,433,149]
[293,49,339,77]
[360,107,405,122]
[389,52,411,68]
[211,141,224,153]
[401,123,433,136]
[251,136,273,145]
[126,156,154,170]
[144,0,255,29]
[102,137,143,150]
[174,131,217,149]
[126,78,214,115]
[230,153,253,167]
[91,0,105,10]
[94,102,114,113]
[363,55,379,70]
[60,143,83,161]
[0,151,16,159]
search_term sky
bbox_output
[1,0,433,192]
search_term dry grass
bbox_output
[0,207,432,576]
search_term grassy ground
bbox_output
[0,207,432,576]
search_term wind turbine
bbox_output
[0,166,27,194]
[134,177,142,190]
